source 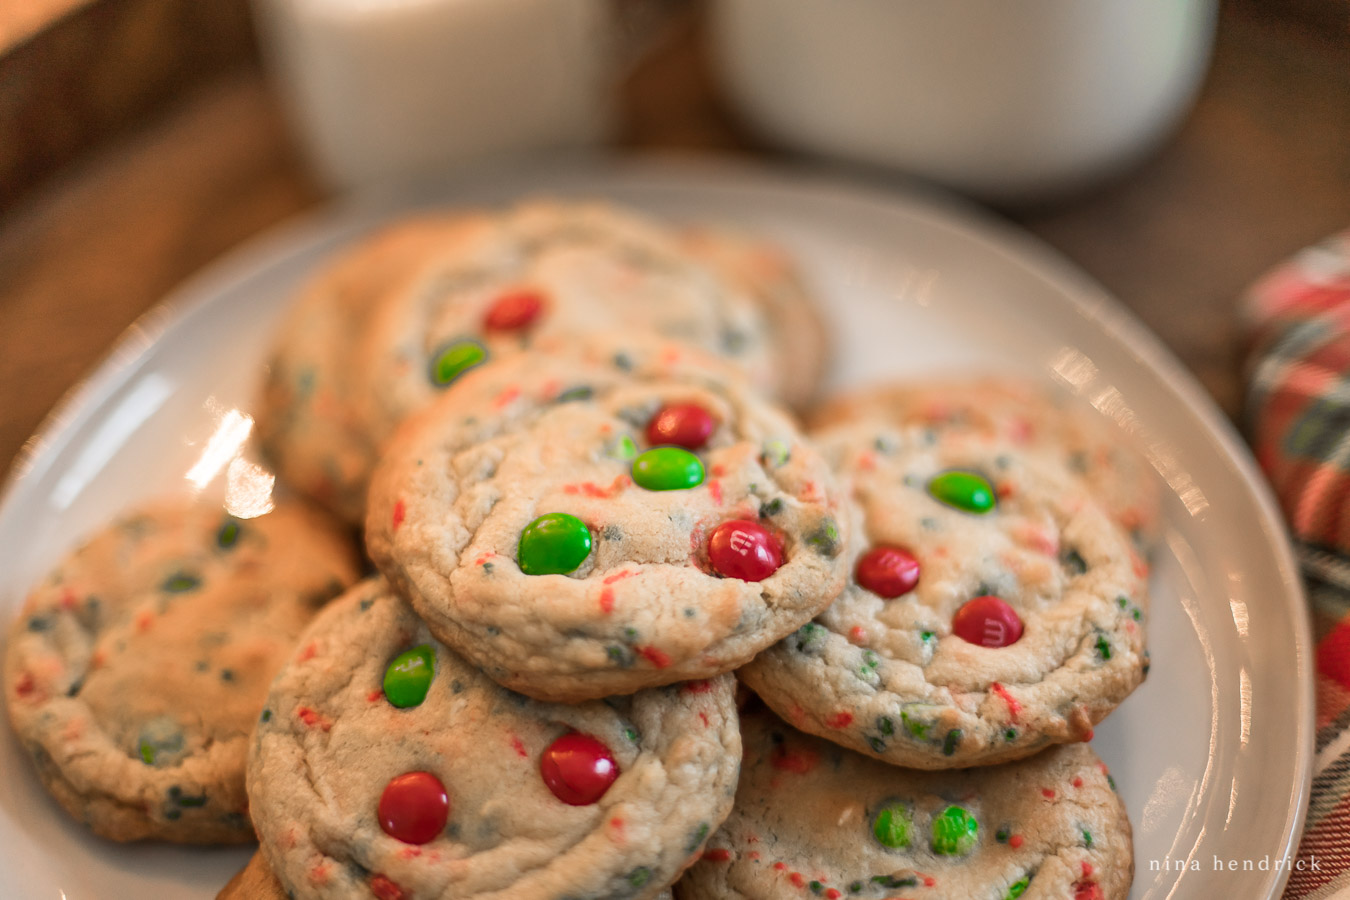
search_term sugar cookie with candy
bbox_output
[738,421,1148,769]
[809,378,1161,550]
[366,336,850,701]
[259,214,477,524]
[262,201,794,524]
[4,499,360,842]
[678,707,1133,900]
[247,580,737,900]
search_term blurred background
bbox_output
[0,0,1347,478]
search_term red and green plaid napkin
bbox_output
[1245,229,1350,898]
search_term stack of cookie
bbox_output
[3,200,1151,900]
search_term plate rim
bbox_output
[0,155,1314,898]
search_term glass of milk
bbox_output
[252,0,635,191]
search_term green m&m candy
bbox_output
[931,805,979,855]
[519,513,592,575]
[872,803,914,849]
[927,471,995,514]
[384,645,435,708]
[428,339,487,387]
[631,447,704,491]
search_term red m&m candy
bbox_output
[483,289,545,332]
[708,520,783,582]
[541,733,619,805]
[646,403,717,450]
[952,596,1024,648]
[855,546,920,598]
[378,771,450,844]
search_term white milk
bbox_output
[253,0,616,190]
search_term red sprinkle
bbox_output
[770,746,820,774]
[493,386,521,409]
[370,874,406,900]
[702,848,732,862]
[1042,788,1056,799]
[699,712,710,727]
[599,588,616,614]
[298,642,318,662]
[510,736,528,758]
[1073,776,1084,788]
[636,645,672,668]
[14,672,36,699]
[134,611,153,633]
[59,588,78,610]
[540,733,619,805]
[923,874,937,886]
[854,545,921,598]
[484,289,545,332]
[708,479,723,505]
[647,403,717,450]
[989,682,1022,722]
[1082,862,1095,877]
[773,862,787,871]
[296,707,332,731]
[603,570,637,585]
[367,690,384,703]
[825,711,854,729]
[1010,834,1024,849]
[848,625,868,644]
[826,891,842,899]
[391,500,406,531]
[1074,882,1103,900]
[789,873,806,888]
[682,680,715,694]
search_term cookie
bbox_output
[247,579,739,900]
[4,499,360,842]
[219,851,288,899]
[262,201,794,524]
[680,225,830,411]
[259,214,477,524]
[365,336,850,701]
[809,378,1160,549]
[738,422,1148,769]
[677,708,1133,900]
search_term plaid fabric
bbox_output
[1244,230,1350,898]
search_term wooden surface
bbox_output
[1,1,1349,481]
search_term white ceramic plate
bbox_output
[0,160,1312,898]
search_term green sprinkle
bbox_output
[996,826,1010,843]
[759,497,784,518]
[632,447,705,491]
[806,518,842,556]
[606,434,637,461]
[927,470,996,514]
[685,822,710,852]
[428,339,487,386]
[383,645,435,708]
[849,881,864,893]
[1117,596,1129,609]
[628,867,651,887]
[1083,829,1093,848]
[555,385,592,403]
[624,727,639,742]
[931,805,979,855]
[921,630,936,643]
[260,709,272,723]
[901,709,930,740]
[762,439,791,467]
[161,572,201,593]
[216,519,241,549]
[1108,774,1117,790]
[1095,635,1112,660]
[1061,548,1087,575]
[1005,876,1031,899]
[1004,727,1018,741]
[1132,608,1142,621]
[872,875,918,889]
[518,513,592,575]
[877,716,895,736]
[793,622,827,653]
[809,882,824,894]
[943,728,962,756]
[139,742,156,765]
[872,803,914,849]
